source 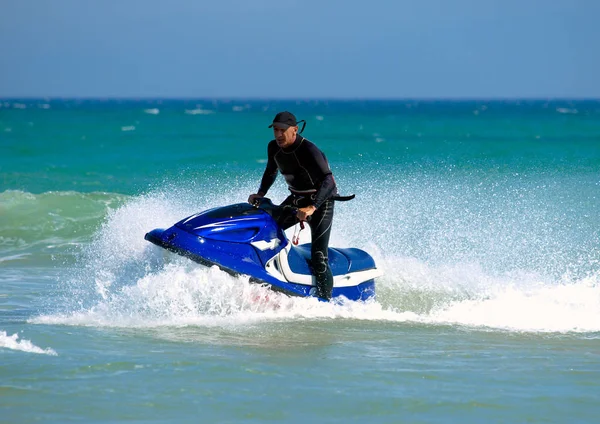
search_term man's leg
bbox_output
[309,199,335,300]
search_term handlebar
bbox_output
[252,197,309,223]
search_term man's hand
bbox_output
[296,205,317,221]
[248,193,264,205]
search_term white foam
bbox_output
[33,241,600,333]
[556,107,578,114]
[425,279,600,332]
[121,126,136,132]
[184,108,214,115]
[0,331,57,355]
[373,251,600,333]
[32,263,398,328]
[144,108,160,115]
[81,191,190,299]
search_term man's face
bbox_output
[273,124,298,148]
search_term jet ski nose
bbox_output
[144,228,167,244]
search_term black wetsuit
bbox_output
[258,135,337,300]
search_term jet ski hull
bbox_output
[144,200,380,301]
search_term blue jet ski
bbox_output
[144,198,381,301]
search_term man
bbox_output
[248,111,338,300]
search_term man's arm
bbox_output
[305,143,337,209]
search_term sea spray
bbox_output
[35,169,600,333]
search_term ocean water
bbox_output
[1,99,599,423]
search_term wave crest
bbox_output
[0,190,127,263]
[0,331,57,355]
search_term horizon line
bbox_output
[1,96,599,102]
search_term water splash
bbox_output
[34,171,600,334]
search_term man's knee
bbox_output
[312,250,329,274]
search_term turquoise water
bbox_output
[1,99,600,422]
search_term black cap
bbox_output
[268,111,297,129]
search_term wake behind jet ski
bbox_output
[144,198,381,301]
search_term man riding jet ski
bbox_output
[145,112,381,301]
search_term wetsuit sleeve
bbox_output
[306,142,337,209]
[258,141,278,195]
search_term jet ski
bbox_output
[144,198,381,301]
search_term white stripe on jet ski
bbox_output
[192,217,259,231]
[182,213,201,224]
[251,239,281,251]
[266,244,382,288]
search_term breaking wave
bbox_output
[0,331,57,355]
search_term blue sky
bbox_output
[0,0,598,98]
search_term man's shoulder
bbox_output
[300,138,323,154]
